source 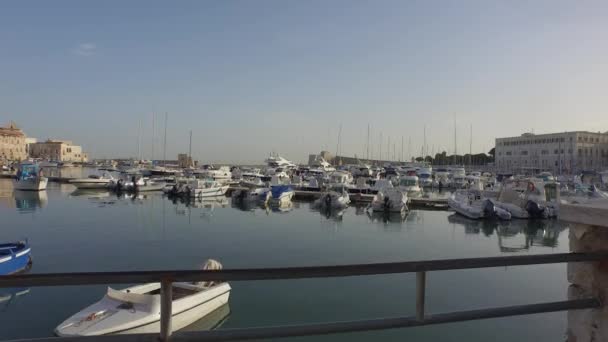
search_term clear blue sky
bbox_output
[1,0,608,163]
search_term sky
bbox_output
[1,0,608,164]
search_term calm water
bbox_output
[0,177,573,341]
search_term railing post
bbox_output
[160,279,173,342]
[416,271,426,321]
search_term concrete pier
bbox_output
[560,201,608,342]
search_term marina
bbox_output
[0,177,577,341]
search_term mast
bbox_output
[401,136,404,163]
[380,132,383,162]
[188,130,192,167]
[151,112,155,163]
[408,137,411,162]
[388,136,391,161]
[423,124,427,158]
[454,117,458,165]
[163,112,168,167]
[137,119,142,161]
[366,124,370,161]
[469,124,472,167]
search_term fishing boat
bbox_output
[55,260,231,337]
[369,188,408,213]
[69,173,115,189]
[448,190,511,220]
[0,240,32,275]
[13,162,48,191]
[312,186,350,210]
[269,184,295,205]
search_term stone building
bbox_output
[495,131,608,174]
[0,122,27,162]
[29,139,88,162]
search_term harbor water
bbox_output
[0,177,572,341]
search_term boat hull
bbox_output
[70,181,110,189]
[0,242,32,275]
[190,186,229,198]
[13,178,48,191]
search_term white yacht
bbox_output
[450,167,467,189]
[265,154,297,171]
[369,188,408,213]
[309,156,335,172]
[198,166,232,184]
[69,173,115,189]
[398,175,422,196]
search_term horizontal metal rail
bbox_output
[7,299,601,342]
[2,252,605,342]
[1,252,605,288]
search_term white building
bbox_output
[495,131,608,174]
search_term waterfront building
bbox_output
[0,122,27,162]
[495,131,608,174]
[29,139,89,162]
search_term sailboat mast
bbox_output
[136,119,142,161]
[469,124,472,167]
[163,112,168,167]
[401,136,404,163]
[388,136,391,161]
[408,137,411,162]
[379,132,383,162]
[454,117,458,165]
[366,124,370,161]
[151,112,155,163]
[188,130,192,167]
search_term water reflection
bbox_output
[366,210,408,224]
[447,214,566,249]
[181,304,230,332]
[0,288,30,311]
[13,190,48,213]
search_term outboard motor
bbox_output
[325,194,332,208]
[383,196,390,212]
[116,179,123,192]
[482,199,496,218]
[525,200,546,219]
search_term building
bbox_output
[178,154,197,168]
[25,137,37,157]
[495,131,608,174]
[0,122,27,162]
[29,139,89,162]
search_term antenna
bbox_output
[163,112,168,167]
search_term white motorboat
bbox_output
[491,179,558,219]
[231,187,271,204]
[69,173,115,189]
[398,175,422,196]
[38,160,59,168]
[312,187,350,210]
[327,171,353,188]
[448,190,511,220]
[13,163,48,191]
[198,166,232,184]
[55,260,231,337]
[265,154,297,170]
[416,167,433,187]
[450,167,467,189]
[239,171,267,188]
[369,188,408,213]
[186,179,229,198]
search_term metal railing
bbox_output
[2,252,606,342]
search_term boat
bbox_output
[231,187,271,204]
[448,190,511,220]
[185,179,229,198]
[109,176,165,193]
[265,154,297,170]
[269,184,295,205]
[38,160,59,168]
[450,167,467,189]
[398,175,422,196]
[416,167,434,187]
[327,171,353,188]
[239,171,267,188]
[59,162,75,168]
[0,240,32,275]
[69,173,115,189]
[312,187,350,210]
[13,162,48,191]
[369,188,408,213]
[198,166,232,184]
[491,179,558,219]
[55,260,231,337]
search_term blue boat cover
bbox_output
[271,185,293,198]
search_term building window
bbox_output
[506,151,512,156]
[521,151,528,155]
[554,149,558,154]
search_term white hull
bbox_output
[269,191,294,205]
[370,189,408,213]
[191,186,229,198]
[56,283,231,336]
[13,178,48,191]
[313,192,350,210]
[70,180,111,189]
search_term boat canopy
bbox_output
[17,163,40,180]
[271,185,292,198]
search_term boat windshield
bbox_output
[17,164,40,180]
[418,174,431,179]
[400,178,418,186]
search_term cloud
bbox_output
[72,43,97,56]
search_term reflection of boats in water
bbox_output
[70,189,112,198]
[0,288,31,308]
[14,190,48,212]
[447,213,565,248]
[367,210,408,223]
[181,304,230,332]
[316,207,346,221]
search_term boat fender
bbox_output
[525,200,545,218]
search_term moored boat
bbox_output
[0,240,32,275]
[312,187,350,210]
[69,173,115,189]
[55,260,231,336]
[369,188,408,213]
[13,163,48,191]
